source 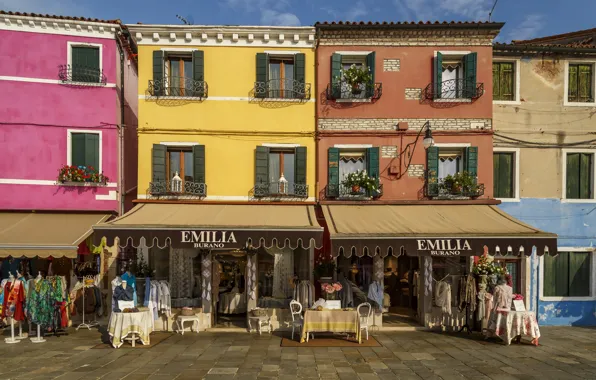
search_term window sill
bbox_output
[61,80,106,87]
[563,101,596,107]
[335,98,372,103]
[561,198,596,203]
[540,296,596,302]
[58,181,110,187]
[496,197,520,203]
[433,98,472,103]
[494,100,521,106]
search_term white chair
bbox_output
[290,300,313,341]
[357,302,373,341]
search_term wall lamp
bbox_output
[394,121,434,179]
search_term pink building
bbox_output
[0,12,138,280]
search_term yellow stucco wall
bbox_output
[493,57,596,199]
[135,44,316,199]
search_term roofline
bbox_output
[494,43,596,55]
[0,12,121,27]
[126,24,315,33]
[512,27,596,45]
[315,22,505,31]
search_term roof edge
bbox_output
[315,21,505,31]
[0,10,121,26]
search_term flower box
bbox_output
[57,165,109,185]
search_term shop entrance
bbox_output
[383,255,420,326]
[212,252,247,328]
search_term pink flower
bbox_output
[320,283,329,291]
[333,283,342,291]
[513,294,524,301]
[325,285,335,294]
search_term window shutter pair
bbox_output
[152,50,204,97]
[434,52,477,99]
[255,146,307,192]
[151,144,205,183]
[71,133,99,170]
[425,146,478,197]
[493,62,514,101]
[544,252,590,297]
[327,147,379,197]
[255,53,306,99]
[329,52,375,98]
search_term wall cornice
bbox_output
[0,14,119,39]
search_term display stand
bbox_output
[30,324,46,343]
[77,275,99,330]
[4,318,21,344]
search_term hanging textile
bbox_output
[4,280,25,321]
[169,248,194,299]
[434,281,451,315]
[293,280,314,310]
[338,274,354,308]
[247,255,257,300]
[458,274,477,312]
[477,283,487,321]
[201,253,212,305]
[367,280,384,309]
[121,271,137,306]
[265,247,294,299]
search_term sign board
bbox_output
[512,300,526,311]
[416,239,473,256]
[325,300,341,310]
[118,301,134,311]
[181,230,240,249]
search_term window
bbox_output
[544,252,592,297]
[438,149,463,179]
[434,51,477,100]
[493,62,515,101]
[152,50,204,97]
[150,144,206,196]
[493,152,515,199]
[70,44,101,83]
[269,57,294,99]
[426,146,478,198]
[327,147,380,198]
[166,55,193,96]
[255,53,306,99]
[329,52,376,100]
[568,63,594,103]
[255,145,307,197]
[167,148,194,184]
[268,150,295,194]
[493,259,521,294]
[565,152,593,199]
[70,132,100,170]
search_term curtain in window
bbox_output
[264,247,294,299]
[339,156,365,182]
[269,62,281,98]
[438,156,460,179]
[284,62,294,98]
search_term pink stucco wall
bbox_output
[0,30,119,212]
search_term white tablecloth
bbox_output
[218,292,247,314]
[108,311,153,348]
[485,309,541,345]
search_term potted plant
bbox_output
[439,171,478,196]
[341,170,378,196]
[57,165,109,185]
[338,64,373,95]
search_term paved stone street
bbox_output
[0,327,595,380]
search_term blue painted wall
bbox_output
[499,198,596,326]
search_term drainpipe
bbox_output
[314,31,320,202]
[115,31,126,216]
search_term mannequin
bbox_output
[493,275,513,311]
[113,280,134,312]
[4,271,25,343]
[121,270,137,306]
[35,272,42,283]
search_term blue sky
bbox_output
[1,0,595,42]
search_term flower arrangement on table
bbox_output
[341,170,378,195]
[313,252,336,279]
[472,253,506,276]
[57,165,109,184]
[337,64,373,95]
[320,282,343,300]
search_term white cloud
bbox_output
[508,14,545,41]
[261,10,301,26]
[321,0,370,22]
[224,0,300,26]
[394,0,493,21]
[0,0,90,18]
[344,1,368,21]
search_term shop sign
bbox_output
[181,230,238,249]
[416,239,472,256]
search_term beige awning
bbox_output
[322,204,557,257]
[93,203,323,250]
[0,212,112,258]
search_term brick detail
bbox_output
[408,164,425,178]
[318,118,492,131]
[405,88,421,100]
[383,59,400,72]
[381,145,398,158]
[318,29,499,47]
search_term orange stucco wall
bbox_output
[316,45,494,119]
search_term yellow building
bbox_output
[94,25,322,331]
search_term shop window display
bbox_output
[336,256,373,306]
[383,256,419,324]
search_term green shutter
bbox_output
[464,52,478,98]
[493,62,514,101]
[331,53,342,99]
[84,134,100,170]
[492,63,499,99]
[72,47,100,83]
[578,64,593,102]
[566,153,580,199]
[464,146,478,179]
[152,144,167,182]
[544,253,569,297]
[426,146,439,197]
[255,146,269,187]
[366,147,380,179]
[568,252,591,297]
[192,50,205,97]
[434,52,443,99]
[192,145,205,183]
[71,133,86,167]
[294,146,307,185]
[568,64,578,102]
[493,152,513,198]
[365,52,376,98]
[153,50,165,96]
[579,153,593,199]
[294,53,306,99]
[327,148,340,197]
[255,53,269,98]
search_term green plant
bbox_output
[57,165,109,184]
[313,253,336,278]
[473,254,507,276]
[341,170,378,194]
[337,64,373,88]
[439,171,478,195]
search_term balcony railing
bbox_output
[58,65,106,85]
[149,180,207,197]
[253,79,311,100]
[253,181,309,198]
[425,178,484,199]
[325,183,383,200]
[422,79,484,100]
[326,81,382,101]
[148,77,208,98]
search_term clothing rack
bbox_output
[77,275,99,330]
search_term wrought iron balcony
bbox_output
[253,79,311,100]
[326,81,382,101]
[253,181,309,198]
[149,180,207,197]
[425,178,484,199]
[422,79,484,100]
[147,77,208,98]
[58,65,106,85]
[325,183,383,200]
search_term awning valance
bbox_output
[93,203,323,250]
[322,205,557,257]
[0,212,112,258]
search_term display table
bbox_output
[175,315,201,335]
[300,309,361,343]
[108,310,153,348]
[248,315,272,335]
[485,309,540,346]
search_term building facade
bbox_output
[0,12,138,289]
[494,29,596,326]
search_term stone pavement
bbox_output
[0,326,595,380]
